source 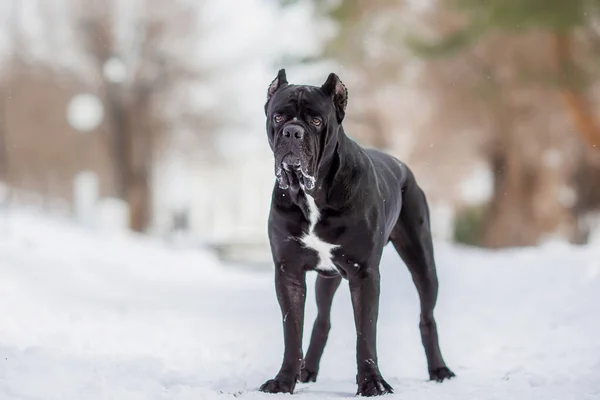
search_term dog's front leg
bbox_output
[260,264,307,394]
[349,268,393,397]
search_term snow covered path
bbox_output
[0,211,599,399]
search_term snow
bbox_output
[0,210,599,399]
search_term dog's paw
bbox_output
[259,377,296,394]
[429,366,456,382]
[299,365,318,383]
[356,376,393,397]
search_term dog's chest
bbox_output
[300,194,340,272]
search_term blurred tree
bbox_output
[404,0,600,247]
[73,0,212,232]
[0,0,81,202]
[280,0,600,246]
[410,0,600,149]
[0,80,7,184]
[0,0,22,184]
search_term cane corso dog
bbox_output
[259,69,455,396]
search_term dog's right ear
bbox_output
[267,69,288,101]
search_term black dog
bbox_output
[259,69,455,396]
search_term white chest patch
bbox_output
[301,194,340,272]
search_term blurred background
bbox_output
[1,0,599,265]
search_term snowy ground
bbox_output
[0,210,599,400]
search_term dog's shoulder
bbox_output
[363,147,398,163]
[363,148,405,176]
[357,147,418,202]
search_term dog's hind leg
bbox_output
[390,175,455,382]
[299,275,342,383]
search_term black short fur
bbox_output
[259,69,455,396]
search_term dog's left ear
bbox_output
[321,73,348,123]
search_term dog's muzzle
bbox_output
[274,123,316,191]
[276,153,316,191]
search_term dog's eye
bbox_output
[311,118,322,126]
[273,114,284,123]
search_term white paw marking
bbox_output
[301,194,339,272]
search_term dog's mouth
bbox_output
[275,154,316,191]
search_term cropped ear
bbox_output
[321,72,348,122]
[267,69,288,101]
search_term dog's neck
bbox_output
[280,126,365,211]
[309,127,364,209]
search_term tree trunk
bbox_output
[572,150,600,243]
[483,140,571,248]
[481,103,577,247]
[124,89,153,233]
[482,118,538,247]
[105,85,152,233]
[551,31,600,149]
[481,32,597,247]
[127,170,151,232]
[106,85,128,198]
[0,86,7,182]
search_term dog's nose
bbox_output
[282,125,304,140]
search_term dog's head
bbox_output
[264,69,348,191]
